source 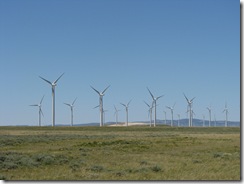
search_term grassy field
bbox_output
[0,125,240,181]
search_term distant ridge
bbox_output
[6,119,240,127]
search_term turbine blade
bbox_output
[30,104,38,106]
[144,101,150,107]
[39,76,52,85]
[183,93,189,102]
[90,86,100,95]
[147,87,154,100]
[102,85,110,94]
[72,97,77,105]
[173,102,176,108]
[120,103,126,107]
[156,95,164,100]
[54,73,65,84]
[190,97,196,102]
[64,103,71,107]
[40,95,45,104]
[127,99,132,106]
[93,105,100,109]
[40,108,44,117]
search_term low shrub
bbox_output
[88,165,104,172]
[151,165,162,172]
[0,174,6,180]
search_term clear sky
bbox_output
[0,0,240,126]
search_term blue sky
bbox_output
[0,0,240,126]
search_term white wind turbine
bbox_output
[103,109,108,126]
[202,114,205,127]
[177,114,180,127]
[166,103,175,127]
[39,73,64,127]
[163,111,167,125]
[144,101,153,127]
[186,109,196,127]
[183,93,195,127]
[214,114,217,127]
[120,100,132,127]
[64,98,77,126]
[147,87,164,127]
[91,85,110,127]
[206,106,212,127]
[223,102,229,127]
[114,105,120,126]
[30,95,45,126]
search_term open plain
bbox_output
[0,125,240,181]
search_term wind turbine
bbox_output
[206,106,212,127]
[144,101,153,127]
[90,85,110,127]
[223,102,229,127]
[183,93,195,127]
[64,98,77,126]
[177,114,180,127]
[163,111,167,125]
[166,103,175,127]
[103,109,108,126]
[202,114,205,127]
[30,95,44,126]
[114,105,120,126]
[186,109,196,127]
[147,87,164,127]
[39,73,64,127]
[120,100,132,127]
[214,114,217,127]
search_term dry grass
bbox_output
[0,126,240,180]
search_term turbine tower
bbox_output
[183,93,195,127]
[206,106,212,127]
[30,95,44,126]
[120,100,132,127]
[114,105,120,126]
[144,101,153,127]
[91,85,110,127]
[39,73,64,127]
[223,102,229,127]
[64,98,77,126]
[147,87,164,127]
[177,114,180,127]
[166,103,175,127]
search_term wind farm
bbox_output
[24,75,240,127]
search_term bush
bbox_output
[17,157,39,167]
[3,161,18,170]
[140,160,148,165]
[0,174,6,180]
[88,165,104,172]
[151,165,162,172]
[33,154,54,165]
